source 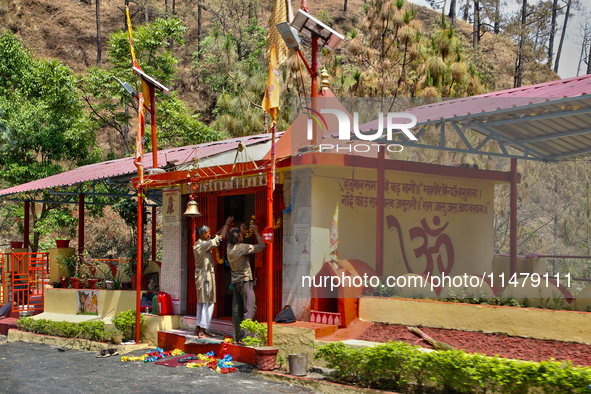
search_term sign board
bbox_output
[161,188,181,301]
[262,227,274,243]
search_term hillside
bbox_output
[0,0,559,124]
[0,0,582,265]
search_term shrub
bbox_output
[112,309,144,341]
[239,319,267,347]
[16,317,115,343]
[315,341,591,393]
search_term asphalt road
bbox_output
[0,338,315,394]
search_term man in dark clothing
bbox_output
[226,224,265,343]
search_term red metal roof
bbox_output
[361,74,591,128]
[0,134,274,198]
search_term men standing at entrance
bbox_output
[227,224,266,343]
[193,216,233,339]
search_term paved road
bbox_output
[0,338,315,394]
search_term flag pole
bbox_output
[262,46,280,346]
[136,187,143,344]
[266,121,275,346]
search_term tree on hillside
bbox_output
[0,31,101,252]
[194,0,291,137]
[449,0,457,28]
[199,0,261,61]
[515,0,528,87]
[351,4,484,100]
[473,0,480,47]
[575,15,591,76]
[80,17,221,153]
[508,0,553,87]
[96,0,102,66]
[553,0,572,73]
[356,0,422,108]
[462,0,470,21]
[548,0,559,66]
[195,20,288,136]
[495,161,591,280]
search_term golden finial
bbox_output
[320,68,330,90]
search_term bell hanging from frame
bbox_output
[183,200,202,217]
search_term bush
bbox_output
[239,319,267,347]
[112,309,144,341]
[16,317,115,343]
[315,341,591,393]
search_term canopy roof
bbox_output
[267,74,591,162]
[359,74,591,162]
[0,134,275,205]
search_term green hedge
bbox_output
[16,317,115,344]
[315,341,591,393]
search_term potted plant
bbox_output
[240,319,279,371]
[57,251,79,287]
[80,252,109,289]
[10,241,24,249]
[55,239,71,248]
[71,269,88,289]
[108,270,125,290]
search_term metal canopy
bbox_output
[358,74,591,162]
[0,134,275,206]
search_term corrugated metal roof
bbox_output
[361,74,591,127]
[358,74,591,161]
[0,134,274,198]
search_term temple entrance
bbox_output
[186,187,283,323]
[215,193,256,318]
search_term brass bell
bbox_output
[183,199,202,217]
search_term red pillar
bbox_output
[23,201,29,250]
[376,148,385,276]
[136,189,143,344]
[266,170,274,346]
[150,85,158,169]
[78,195,85,256]
[151,206,157,261]
[510,158,517,277]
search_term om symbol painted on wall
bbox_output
[386,215,455,276]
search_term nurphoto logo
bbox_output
[304,108,418,153]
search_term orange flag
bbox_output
[262,46,280,122]
[126,6,150,108]
[134,94,146,184]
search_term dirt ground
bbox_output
[359,323,591,367]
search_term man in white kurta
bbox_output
[193,216,232,338]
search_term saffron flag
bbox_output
[134,93,146,185]
[329,202,339,266]
[126,8,140,70]
[262,46,280,122]
[126,6,150,109]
